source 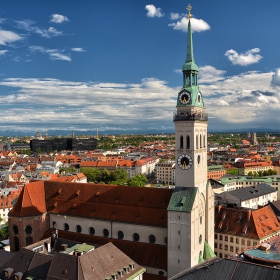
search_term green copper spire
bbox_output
[182,4,198,72]
[176,4,205,109]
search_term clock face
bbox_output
[177,154,193,170]
[179,91,191,105]
[197,153,202,166]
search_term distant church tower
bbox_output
[167,5,215,277]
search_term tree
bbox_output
[110,169,129,185]
[115,169,128,182]
[101,169,111,183]
[128,174,147,187]
[80,167,100,182]
[0,226,9,239]
[267,169,276,176]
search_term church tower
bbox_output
[167,5,215,277]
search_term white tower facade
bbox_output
[167,5,215,278]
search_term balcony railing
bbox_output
[173,112,208,121]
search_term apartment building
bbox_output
[156,161,175,185]
[216,184,277,209]
[235,161,274,175]
[214,205,280,258]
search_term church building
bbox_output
[8,5,214,279]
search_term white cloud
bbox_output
[169,17,210,32]
[0,69,279,132]
[29,46,71,61]
[0,77,175,131]
[170,13,180,20]
[48,52,71,61]
[71,48,85,52]
[50,14,69,23]
[0,50,8,56]
[0,29,22,45]
[225,48,262,66]
[199,69,280,131]
[271,68,280,87]
[145,5,164,18]
[199,66,226,83]
[16,20,63,38]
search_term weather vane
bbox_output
[187,4,192,19]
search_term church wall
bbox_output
[168,211,192,278]
[9,213,49,252]
[50,214,167,245]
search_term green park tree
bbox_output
[128,174,147,187]
[80,167,100,182]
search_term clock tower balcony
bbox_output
[173,111,208,122]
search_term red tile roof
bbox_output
[9,181,47,217]
[44,181,173,226]
[215,205,280,239]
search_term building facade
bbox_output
[156,161,175,185]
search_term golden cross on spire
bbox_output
[187,4,192,19]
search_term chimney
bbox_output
[247,210,252,222]
[218,205,222,213]
[44,241,51,253]
[14,272,23,280]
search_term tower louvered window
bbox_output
[180,135,183,149]
[186,135,190,149]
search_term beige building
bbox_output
[156,161,175,185]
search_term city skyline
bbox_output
[0,1,280,134]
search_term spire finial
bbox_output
[187,4,192,19]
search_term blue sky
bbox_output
[0,0,280,134]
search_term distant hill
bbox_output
[0,127,279,137]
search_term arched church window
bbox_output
[199,234,202,244]
[200,134,202,148]
[180,135,183,149]
[103,229,109,238]
[64,223,69,231]
[149,234,156,244]
[89,227,95,235]
[76,225,82,233]
[118,231,124,240]
[25,225,32,235]
[196,135,198,149]
[133,233,140,242]
[13,225,18,235]
[26,236,33,246]
[186,135,190,149]
[14,236,19,251]
[203,135,206,148]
